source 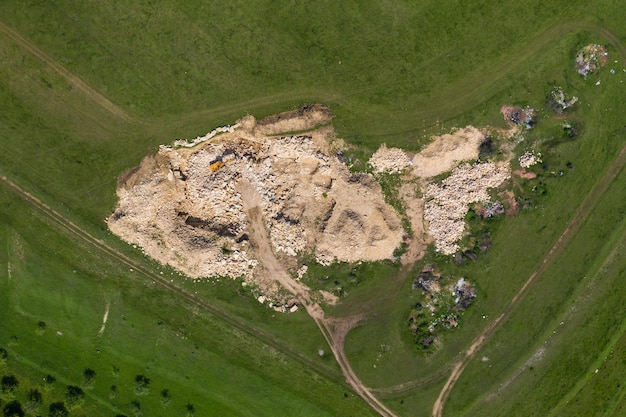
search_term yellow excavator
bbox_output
[209,150,236,172]
[209,158,228,172]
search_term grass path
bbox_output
[0,20,136,123]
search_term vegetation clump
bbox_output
[409,264,477,350]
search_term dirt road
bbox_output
[0,20,135,123]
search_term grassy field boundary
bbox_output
[546,223,626,416]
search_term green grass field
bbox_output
[1,1,626,416]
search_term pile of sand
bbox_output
[368,145,412,173]
[412,126,486,178]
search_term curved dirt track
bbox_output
[240,179,399,417]
[432,71,626,417]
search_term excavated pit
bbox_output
[108,105,510,303]
[108,106,404,300]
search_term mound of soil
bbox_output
[411,126,486,178]
[255,104,334,135]
[109,104,516,302]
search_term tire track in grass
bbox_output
[432,114,626,417]
[0,172,344,387]
[0,20,136,123]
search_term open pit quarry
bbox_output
[108,105,510,304]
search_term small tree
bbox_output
[109,385,118,399]
[0,348,7,364]
[3,400,24,417]
[134,375,150,395]
[43,375,56,385]
[185,403,195,417]
[130,400,141,417]
[24,389,42,414]
[1,375,18,396]
[83,368,96,387]
[36,322,46,335]
[48,402,68,417]
[64,385,85,409]
[160,389,171,407]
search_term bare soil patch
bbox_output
[255,103,334,135]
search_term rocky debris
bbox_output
[476,200,505,218]
[423,162,510,254]
[412,126,486,178]
[108,107,403,299]
[453,278,477,310]
[547,87,578,114]
[413,264,440,291]
[518,150,542,168]
[576,44,609,77]
[296,265,308,280]
[500,105,536,129]
[169,124,239,149]
[368,145,412,173]
[409,265,478,349]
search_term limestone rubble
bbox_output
[108,107,404,296]
[109,106,513,301]
[423,162,510,255]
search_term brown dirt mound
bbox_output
[255,104,334,135]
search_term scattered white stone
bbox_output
[519,151,542,168]
[297,265,308,280]
[368,144,412,173]
[424,162,510,254]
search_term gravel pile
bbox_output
[368,145,412,173]
[109,122,403,284]
[518,150,542,168]
[424,162,510,254]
